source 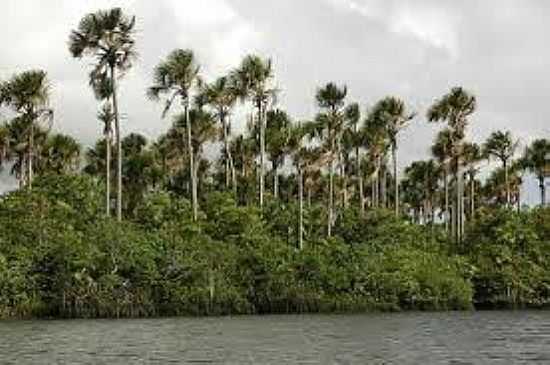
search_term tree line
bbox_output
[1,7,550,318]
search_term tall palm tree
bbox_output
[232,55,276,209]
[98,103,114,216]
[0,70,53,189]
[427,87,476,243]
[363,111,388,209]
[432,129,453,231]
[200,76,238,191]
[314,82,347,237]
[483,130,519,206]
[148,49,201,221]
[371,96,415,216]
[522,139,550,206]
[69,7,137,221]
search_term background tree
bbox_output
[371,96,414,216]
[313,82,347,236]
[522,139,550,206]
[265,109,292,199]
[0,70,53,189]
[232,55,276,209]
[462,142,482,218]
[69,7,137,221]
[427,87,476,243]
[432,129,453,231]
[98,103,114,216]
[148,49,201,221]
[483,130,519,206]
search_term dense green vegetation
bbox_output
[1,7,550,318]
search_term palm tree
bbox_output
[370,96,415,216]
[200,76,238,191]
[265,109,292,199]
[401,159,439,223]
[462,142,482,218]
[363,112,388,209]
[0,70,53,189]
[483,130,519,206]
[427,87,476,243]
[38,134,81,175]
[98,103,114,216]
[69,7,137,221]
[522,139,550,206]
[314,82,347,236]
[343,103,367,213]
[232,55,276,209]
[432,129,453,231]
[148,49,201,221]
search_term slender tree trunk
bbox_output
[392,143,399,217]
[299,168,304,250]
[185,102,198,221]
[470,172,475,219]
[504,159,510,207]
[27,123,34,189]
[328,136,334,237]
[455,156,462,244]
[540,176,546,206]
[105,131,111,217]
[380,162,388,208]
[273,161,278,199]
[223,117,229,189]
[259,101,265,209]
[110,66,123,222]
[444,164,449,233]
[356,146,364,214]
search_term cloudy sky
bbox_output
[1,0,549,201]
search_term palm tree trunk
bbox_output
[299,168,304,250]
[444,164,449,232]
[259,101,265,209]
[504,159,510,206]
[328,139,334,237]
[392,142,399,217]
[381,163,387,208]
[105,132,111,217]
[470,172,475,218]
[356,146,364,214]
[27,123,34,189]
[540,176,546,206]
[110,66,123,222]
[273,161,279,199]
[455,156,462,244]
[221,113,230,189]
[185,101,198,221]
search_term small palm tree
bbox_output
[39,134,81,175]
[0,70,53,189]
[483,130,519,206]
[69,7,137,221]
[432,129,453,231]
[148,49,201,221]
[462,142,482,217]
[521,139,550,206]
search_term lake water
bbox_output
[1,311,550,364]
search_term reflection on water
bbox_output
[1,311,550,364]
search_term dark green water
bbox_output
[1,311,550,364]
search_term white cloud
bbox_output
[325,0,459,59]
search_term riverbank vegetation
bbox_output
[1,7,550,318]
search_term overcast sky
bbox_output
[1,0,549,201]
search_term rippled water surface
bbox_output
[1,311,550,364]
